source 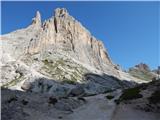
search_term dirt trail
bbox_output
[63,90,121,120]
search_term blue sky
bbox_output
[1,1,159,70]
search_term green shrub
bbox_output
[2,75,23,88]
[106,95,114,100]
[115,87,143,104]
[48,97,58,105]
[129,70,154,81]
[120,87,143,101]
[62,80,76,85]
[43,59,49,64]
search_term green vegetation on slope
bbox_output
[40,58,88,84]
[129,69,154,81]
[115,87,143,104]
[106,95,114,100]
[2,74,23,88]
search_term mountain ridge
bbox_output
[1,8,149,93]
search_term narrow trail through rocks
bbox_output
[62,90,121,120]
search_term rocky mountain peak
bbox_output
[31,11,41,26]
[54,8,69,17]
[135,63,150,72]
[26,8,117,75]
[128,63,158,81]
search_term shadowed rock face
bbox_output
[1,88,86,120]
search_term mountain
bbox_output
[128,63,158,81]
[1,8,116,74]
[1,8,144,93]
[1,7,159,120]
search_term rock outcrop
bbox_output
[31,11,41,27]
[128,63,158,81]
[27,8,114,73]
[134,63,151,72]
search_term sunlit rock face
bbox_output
[1,8,142,93]
[27,8,116,73]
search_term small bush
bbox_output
[114,87,143,104]
[114,99,120,104]
[58,116,63,119]
[48,97,58,105]
[63,80,76,85]
[43,59,49,64]
[21,99,28,105]
[106,95,114,100]
[120,87,143,101]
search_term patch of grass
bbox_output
[41,58,87,84]
[129,70,154,81]
[62,80,76,85]
[42,59,53,68]
[2,75,23,88]
[148,90,160,104]
[115,87,143,104]
[120,87,143,100]
[43,59,49,64]
[106,95,114,100]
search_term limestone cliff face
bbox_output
[27,8,114,72]
[1,8,121,80]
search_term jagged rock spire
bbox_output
[32,11,41,26]
[54,8,69,17]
